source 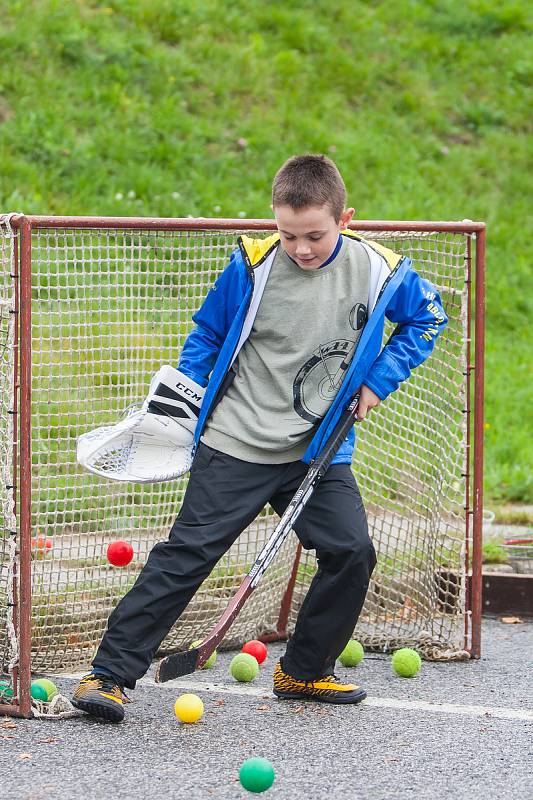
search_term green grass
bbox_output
[0,0,532,502]
[482,538,509,564]
[494,506,533,525]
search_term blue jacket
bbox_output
[179,231,447,465]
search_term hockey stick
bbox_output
[155,393,361,683]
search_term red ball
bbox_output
[107,540,134,567]
[241,640,268,664]
[31,536,53,560]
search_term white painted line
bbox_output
[56,673,533,722]
[363,696,533,721]
[143,677,533,722]
[145,678,269,698]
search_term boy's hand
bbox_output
[357,385,381,421]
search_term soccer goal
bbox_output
[0,214,485,718]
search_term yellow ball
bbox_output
[174,693,204,723]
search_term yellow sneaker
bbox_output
[72,673,129,722]
[273,660,366,705]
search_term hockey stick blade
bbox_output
[155,647,199,681]
[156,578,253,682]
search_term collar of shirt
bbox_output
[286,234,343,270]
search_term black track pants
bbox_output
[93,443,376,689]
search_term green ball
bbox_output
[32,678,58,701]
[391,648,422,678]
[239,757,275,793]
[339,639,364,667]
[190,640,217,669]
[230,653,259,682]
[30,682,49,701]
[0,679,14,698]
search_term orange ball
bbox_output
[31,536,53,556]
[107,540,134,567]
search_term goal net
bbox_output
[0,215,484,717]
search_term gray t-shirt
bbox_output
[201,236,370,463]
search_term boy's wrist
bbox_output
[360,375,388,402]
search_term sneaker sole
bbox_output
[273,688,367,705]
[72,698,124,723]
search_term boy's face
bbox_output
[273,203,355,270]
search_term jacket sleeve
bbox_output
[363,267,448,401]
[178,250,249,387]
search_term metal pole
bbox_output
[273,543,303,640]
[8,215,486,235]
[464,236,472,652]
[18,217,32,717]
[470,227,486,658]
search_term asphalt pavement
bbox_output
[1,617,531,800]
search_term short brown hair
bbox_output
[272,154,347,222]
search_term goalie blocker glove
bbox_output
[76,366,205,483]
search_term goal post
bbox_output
[0,214,485,718]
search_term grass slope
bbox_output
[0,0,532,502]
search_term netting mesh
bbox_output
[0,217,17,680]
[1,220,472,679]
[291,232,470,659]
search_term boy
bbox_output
[72,155,447,722]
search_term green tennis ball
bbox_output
[230,653,259,682]
[0,679,14,698]
[239,757,275,793]
[190,640,217,669]
[32,678,58,701]
[391,648,422,678]
[339,639,364,667]
[30,682,49,701]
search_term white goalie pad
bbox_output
[77,366,205,483]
